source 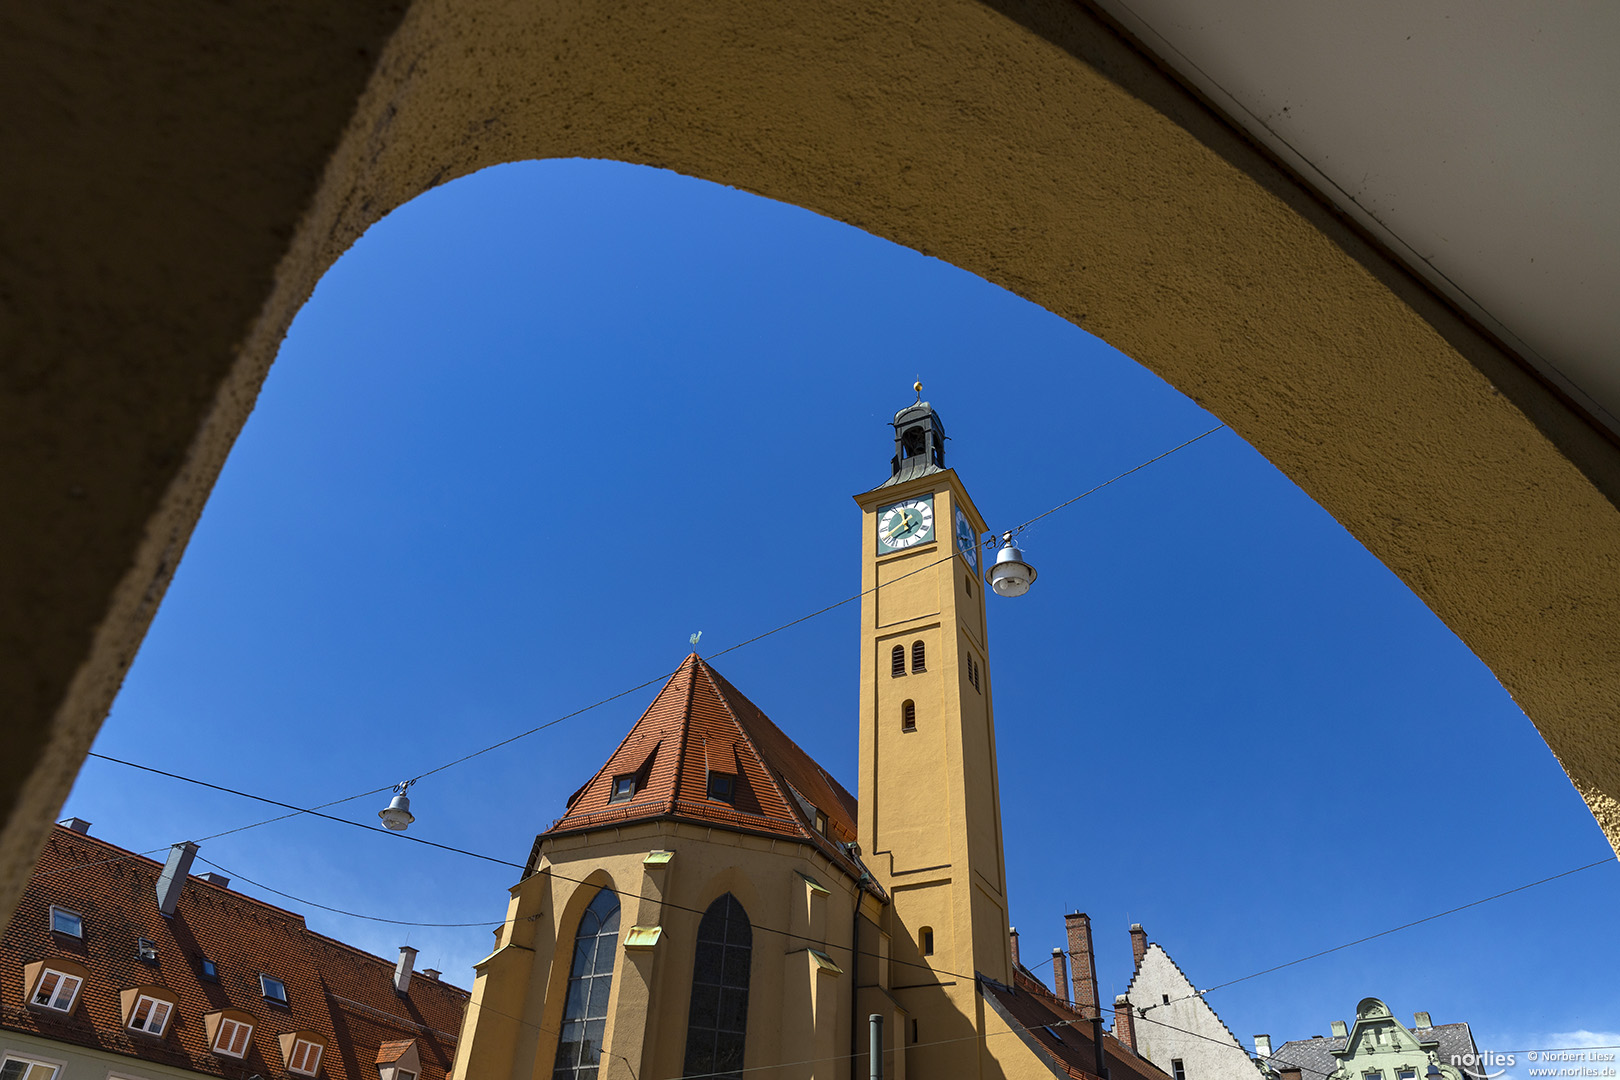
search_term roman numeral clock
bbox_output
[876,495,936,551]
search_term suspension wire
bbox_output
[195,857,503,928]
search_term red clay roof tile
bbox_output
[545,654,862,875]
[1,827,469,1080]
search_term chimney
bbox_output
[1129,923,1148,971]
[1065,912,1101,1019]
[1330,1021,1348,1039]
[197,872,231,889]
[1413,1012,1432,1029]
[394,946,418,995]
[422,969,441,981]
[1051,947,1069,1003]
[1114,995,1137,1051]
[155,842,198,916]
[61,818,91,834]
[1009,927,1021,969]
[1256,1036,1273,1060]
[1281,1068,1303,1080]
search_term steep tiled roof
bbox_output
[1,827,468,1079]
[980,966,1172,1080]
[546,654,860,869]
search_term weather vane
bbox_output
[689,630,703,649]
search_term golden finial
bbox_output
[914,380,923,402]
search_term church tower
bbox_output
[855,395,1012,1072]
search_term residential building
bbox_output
[1,821,469,1080]
[1270,999,1482,1080]
[451,399,1169,1080]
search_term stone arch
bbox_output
[5,0,1619,930]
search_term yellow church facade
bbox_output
[450,401,1165,1080]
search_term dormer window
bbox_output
[707,772,735,802]
[814,810,828,835]
[609,775,637,803]
[48,906,82,938]
[31,968,82,1012]
[260,973,288,1004]
[213,1016,253,1058]
[128,994,173,1036]
[288,1037,323,1076]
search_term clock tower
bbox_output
[855,396,1012,1074]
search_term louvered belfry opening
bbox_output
[901,700,916,731]
[891,644,906,677]
[911,640,926,673]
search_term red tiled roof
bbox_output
[377,1037,416,1063]
[979,967,1172,1080]
[1,827,469,1079]
[547,654,861,868]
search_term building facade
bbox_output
[450,400,1171,1080]
[1270,999,1481,1080]
[1,822,468,1080]
[1118,925,1269,1080]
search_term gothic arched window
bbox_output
[552,888,620,1080]
[683,894,753,1080]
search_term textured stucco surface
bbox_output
[3,0,1617,931]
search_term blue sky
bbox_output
[65,159,1616,1067]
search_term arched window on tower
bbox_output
[901,700,916,731]
[683,894,753,1080]
[911,640,926,673]
[891,645,906,677]
[552,888,620,1080]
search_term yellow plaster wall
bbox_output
[452,821,862,1080]
[5,0,1619,933]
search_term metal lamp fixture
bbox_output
[378,780,416,832]
[986,531,1038,597]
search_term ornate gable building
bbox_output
[451,400,1171,1080]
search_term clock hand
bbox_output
[888,514,909,539]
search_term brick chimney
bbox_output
[1065,912,1101,1019]
[1129,923,1148,971]
[1113,995,1137,1051]
[1281,1067,1303,1080]
[1051,948,1069,1003]
[1009,927,1021,969]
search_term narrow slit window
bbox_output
[920,927,934,956]
[965,574,973,597]
[911,640,926,672]
[901,700,916,732]
[891,645,905,677]
[912,1019,919,1044]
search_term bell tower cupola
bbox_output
[886,385,947,486]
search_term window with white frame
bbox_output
[0,1055,61,1080]
[287,1037,323,1076]
[30,968,83,1012]
[214,1017,254,1058]
[128,993,173,1035]
[260,973,288,1004]
[47,907,81,938]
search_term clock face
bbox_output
[877,495,936,552]
[955,507,979,572]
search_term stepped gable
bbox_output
[547,653,859,852]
